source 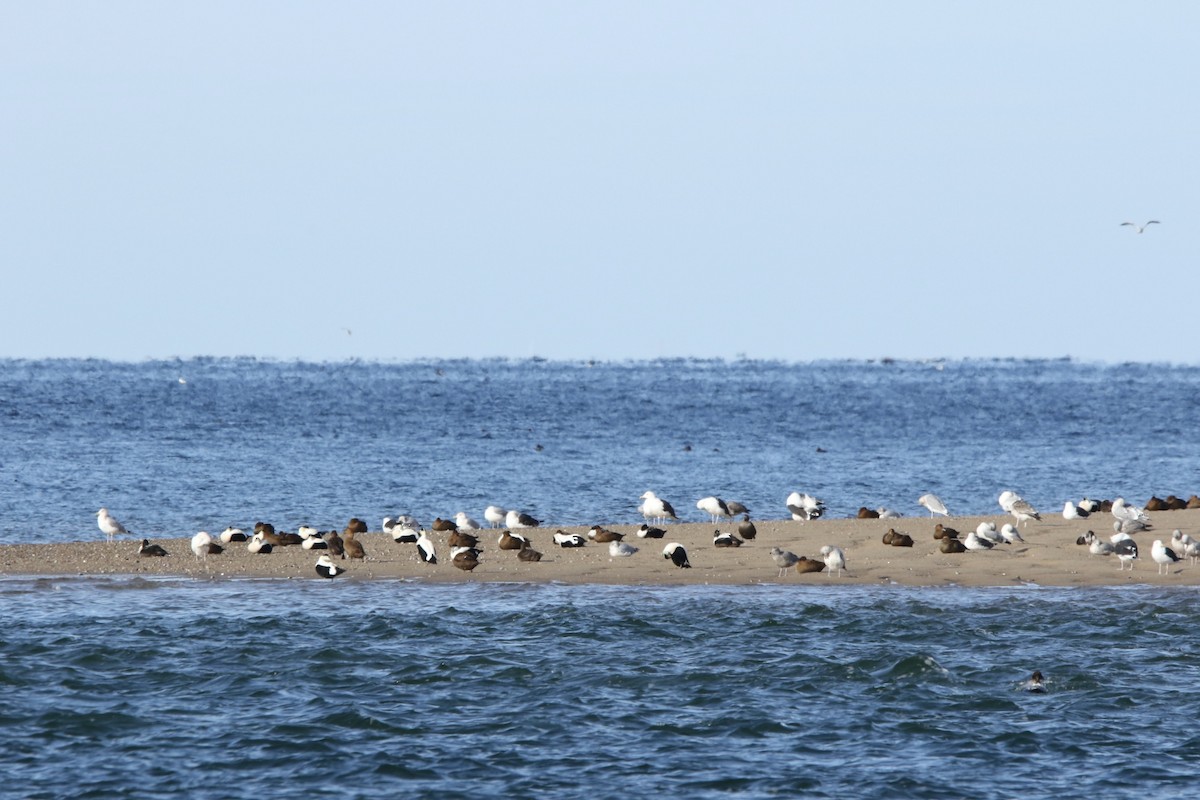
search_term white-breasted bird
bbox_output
[696,496,732,522]
[820,545,846,577]
[639,491,678,524]
[484,506,506,528]
[315,554,346,579]
[1151,540,1180,575]
[663,542,691,568]
[918,493,948,517]
[609,540,638,558]
[786,492,825,521]
[769,547,799,577]
[96,508,130,543]
[190,531,223,560]
[1120,220,1160,234]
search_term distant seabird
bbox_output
[1151,539,1180,575]
[588,526,624,543]
[933,523,959,540]
[96,508,130,543]
[738,515,757,540]
[448,530,479,549]
[786,492,825,521]
[697,496,732,522]
[609,540,638,558]
[858,507,881,519]
[190,531,223,560]
[999,523,1025,544]
[820,545,846,577]
[725,500,749,516]
[713,530,743,548]
[138,539,167,557]
[1111,498,1151,525]
[1023,671,1047,694]
[1062,501,1089,520]
[1009,498,1041,527]
[345,518,368,535]
[452,548,481,571]
[219,526,247,543]
[636,524,666,539]
[769,547,800,577]
[918,493,948,517]
[315,554,346,579]
[247,532,274,554]
[940,537,967,554]
[343,531,366,561]
[795,556,826,574]
[964,531,995,551]
[517,547,543,563]
[505,510,541,529]
[455,512,482,531]
[432,517,458,532]
[1170,529,1193,558]
[663,542,691,568]
[639,492,678,524]
[1121,220,1160,234]
[553,530,587,547]
[876,507,902,519]
[1113,518,1150,536]
[1084,531,1114,556]
[416,531,437,564]
[324,530,345,557]
[391,524,420,544]
[484,506,506,528]
[1114,538,1138,570]
[499,531,529,551]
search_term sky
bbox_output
[1,2,1196,363]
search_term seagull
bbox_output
[786,492,825,521]
[1151,540,1180,575]
[553,530,587,547]
[725,500,750,517]
[1113,518,1151,536]
[1084,531,1114,556]
[975,522,1004,544]
[505,509,541,529]
[1114,538,1138,570]
[455,512,482,531]
[609,540,638,558]
[315,554,346,579]
[1170,529,1194,560]
[769,547,800,577]
[875,507,902,519]
[1001,493,1041,527]
[1111,498,1150,525]
[137,539,168,557]
[999,523,1025,544]
[96,508,130,543]
[697,496,732,522]
[918,493,949,517]
[964,531,995,551]
[190,531,223,560]
[663,542,691,568]
[639,492,678,524]
[820,545,846,577]
[1121,220,1160,234]
[1062,501,1089,520]
[484,506,507,528]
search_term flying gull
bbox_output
[1121,220,1160,233]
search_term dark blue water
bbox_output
[3,358,1200,798]
[2,358,1199,542]
[2,579,1198,799]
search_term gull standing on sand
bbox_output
[1151,540,1180,575]
[697,496,732,522]
[769,547,800,577]
[1111,498,1151,525]
[1114,538,1138,570]
[820,545,846,577]
[918,494,948,517]
[999,492,1041,527]
[505,509,541,529]
[190,531,223,560]
[1121,220,1160,233]
[639,492,678,524]
[484,506,506,528]
[455,512,481,531]
[96,508,129,543]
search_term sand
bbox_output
[3,511,1199,587]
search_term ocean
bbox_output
[2,357,1199,798]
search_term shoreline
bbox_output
[4,511,1199,587]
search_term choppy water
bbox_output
[2,357,1199,542]
[3,358,1200,798]
[2,579,1198,799]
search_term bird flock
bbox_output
[104,487,1200,581]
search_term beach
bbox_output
[4,510,1197,586]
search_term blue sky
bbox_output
[2,2,1195,362]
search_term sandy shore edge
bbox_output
[4,511,1200,587]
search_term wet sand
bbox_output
[3,510,1198,586]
